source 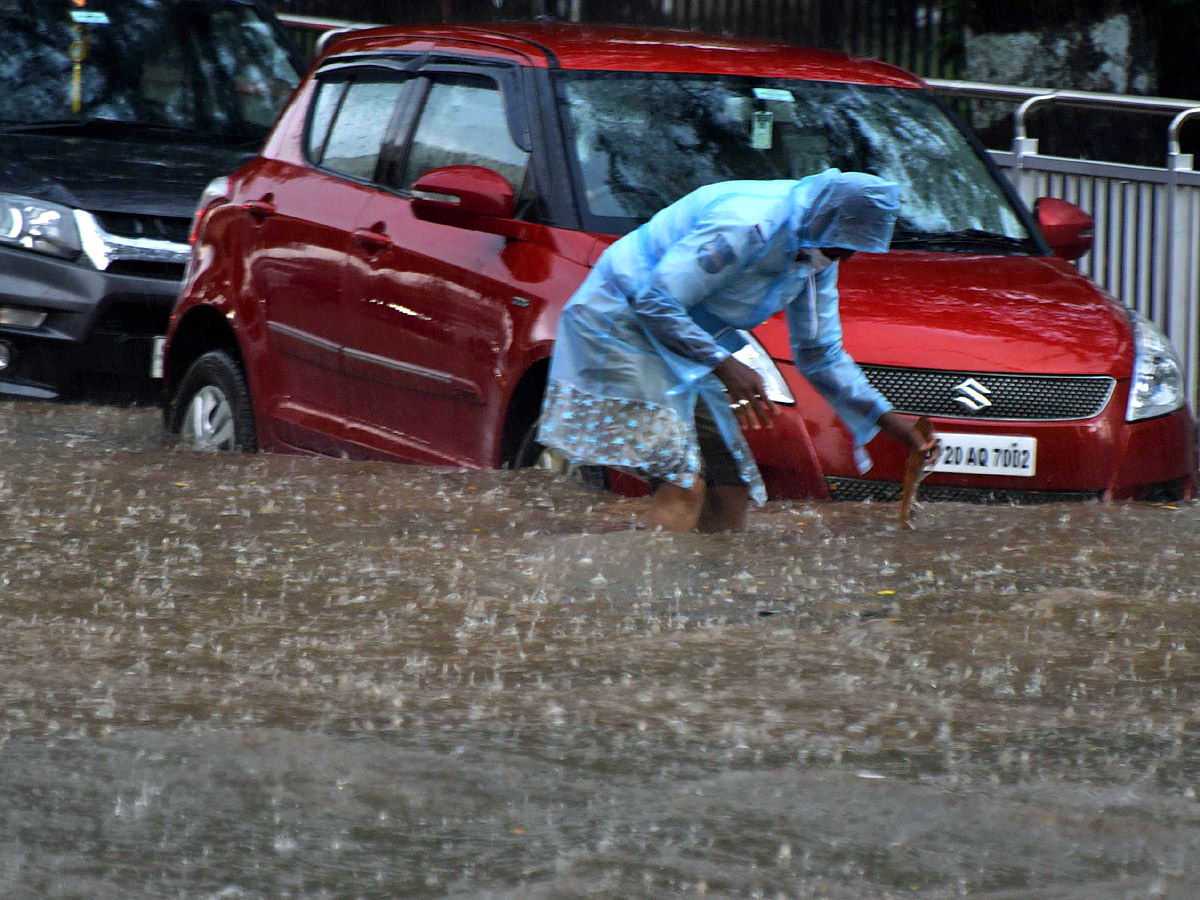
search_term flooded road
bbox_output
[2,399,1200,899]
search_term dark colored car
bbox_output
[0,0,303,401]
[162,23,1197,503]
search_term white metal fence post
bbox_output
[1011,95,1052,209]
[1167,111,1200,410]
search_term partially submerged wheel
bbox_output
[509,416,607,490]
[167,350,257,452]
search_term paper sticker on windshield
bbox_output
[698,234,738,274]
[751,111,774,150]
[753,87,795,103]
[70,10,110,24]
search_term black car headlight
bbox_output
[0,192,82,261]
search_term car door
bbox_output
[341,63,540,467]
[245,63,409,452]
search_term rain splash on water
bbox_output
[2,399,1199,898]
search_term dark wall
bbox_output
[268,0,1199,163]
[270,0,964,79]
[961,0,1199,101]
[270,0,1199,98]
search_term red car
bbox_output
[161,23,1198,503]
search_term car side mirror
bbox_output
[1035,197,1094,261]
[410,165,515,229]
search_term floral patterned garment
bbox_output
[538,378,766,501]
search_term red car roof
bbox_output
[326,22,926,88]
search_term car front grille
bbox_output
[860,366,1115,421]
[826,477,1101,505]
[92,212,191,244]
[83,211,191,281]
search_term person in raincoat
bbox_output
[537,168,938,532]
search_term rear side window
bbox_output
[399,73,529,194]
[306,79,348,160]
[308,73,406,182]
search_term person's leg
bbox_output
[693,399,751,532]
[698,483,751,532]
[649,477,708,532]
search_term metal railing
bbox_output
[930,79,1200,412]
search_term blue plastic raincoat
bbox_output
[538,169,901,504]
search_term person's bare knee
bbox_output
[698,484,750,532]
[649,478,708,533]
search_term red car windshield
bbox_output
[557,71,1036,252]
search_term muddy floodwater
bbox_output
[2,400,1200,899]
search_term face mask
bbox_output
[806,249,836,273]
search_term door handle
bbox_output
[353,226,393,252]
[243,197,276,219]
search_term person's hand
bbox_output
[878,411,941,464]
[714,356,777,430]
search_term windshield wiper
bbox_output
[891,227,1038,254]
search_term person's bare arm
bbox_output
[877,410,940,458]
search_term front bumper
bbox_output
[746,364,1199,503]
[0,245,183,399]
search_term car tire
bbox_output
[510,416,607,490]
[168,350,257,453]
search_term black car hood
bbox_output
[0,132,254,218]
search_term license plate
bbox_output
[932,433,1037,477]
[150,336,166,380]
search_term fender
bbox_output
[486,226,597,465]
[163,200,271,439]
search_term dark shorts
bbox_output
[693,400,746,486]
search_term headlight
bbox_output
[189,175,230,244]
[1126,309,1186,421]
[0,193,82,260]
[732,330,795,405]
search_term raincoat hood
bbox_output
[791,169,900,253]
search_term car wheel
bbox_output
[168,350,257,453]
[510,417,607,490]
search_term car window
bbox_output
[557,71,1030,247]
[305,77,350,163]
[316,75,407,182]
[399,73,530,196]
[0,0,300,142]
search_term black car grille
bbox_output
[826,477,1101,505]
[860,366,1115,421]
[92,212,191,244]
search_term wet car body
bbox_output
[0,0,303,401]
[753,254,1194,502]
[164,22,1198,502]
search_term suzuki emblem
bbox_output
[952,377,993,411]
